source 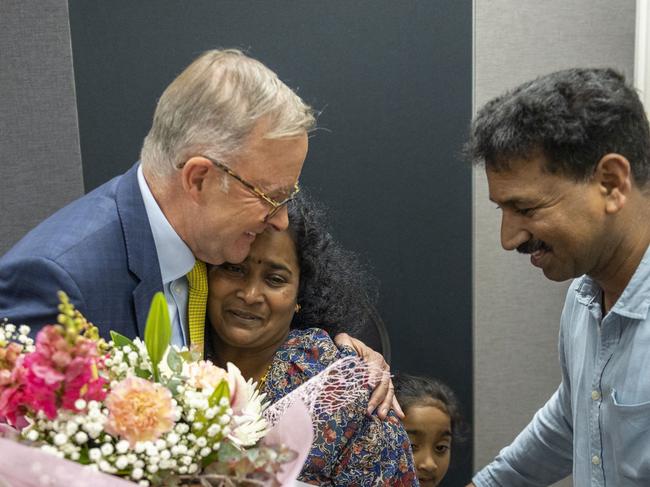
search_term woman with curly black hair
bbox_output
[205,192,417,486]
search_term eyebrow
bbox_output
[490,196,535,207]
[264,260,294,274]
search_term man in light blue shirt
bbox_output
[466,68,650,486]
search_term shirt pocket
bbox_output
[604,389,650,483]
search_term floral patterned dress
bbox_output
[263,328,419,486]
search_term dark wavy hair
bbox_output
[465,68,650,186]
[394,373,468,446]
[286,192,378,336]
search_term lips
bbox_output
[530,248,547,267]
[227,308,264,323]
[417,477,436,486]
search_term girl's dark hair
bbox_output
[286,192,378,336]
[395,373,468,445]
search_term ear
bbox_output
[180,157,216,201]
[593,153,632,214]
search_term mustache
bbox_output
[517,239,551,254]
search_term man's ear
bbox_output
[180,157,214,201]
[593,153,632,214]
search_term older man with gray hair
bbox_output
[0,51,400,417]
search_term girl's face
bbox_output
[403,404,452,487]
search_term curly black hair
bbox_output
[286,192,378,337]
[465,68,650,186]
[394,373,468,446]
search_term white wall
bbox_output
[473,1,636,485]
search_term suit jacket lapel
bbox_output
[116,163,163,338]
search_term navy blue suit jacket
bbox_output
[0,163,163,339]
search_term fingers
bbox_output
[367,372,391,417]
[391,394,405,419]
[334,333,398,420]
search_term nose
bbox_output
[500,210,530,251]
[417,454,438,474]
[236,278,264,304]
[265,205,289,231]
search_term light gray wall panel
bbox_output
[0,0,83,255]
[473,1,635,485]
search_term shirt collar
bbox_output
[576,243,650,320]
[137,164,195,284]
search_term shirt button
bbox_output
[592,455,601,465]
[173,284,182,294]
[591,390,601,401]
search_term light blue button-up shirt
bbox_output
[474,243,650,486]
[137,165,194,347]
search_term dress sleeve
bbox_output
[267,328,418,486]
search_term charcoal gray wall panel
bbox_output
[0,0,83,254]
[473,1,636,485]
[68,1,473,483]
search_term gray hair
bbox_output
[141,49,316,178]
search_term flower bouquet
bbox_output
[0,292,302,486]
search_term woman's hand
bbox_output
[333,333,404,420]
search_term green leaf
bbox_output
[165,377,183,395]
[166,346,183,374]
[110,331,135,349]
[134,367,151,379]
[209,378,230,407]
[143,292,172,382]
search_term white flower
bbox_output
[132,469,143,481]
[206,424,220,437]
[116,440,129,454]
[53,433,67,446]
[26,430,39,442]
[74,431,88,444]
[115,456,129,469]
[100,443,114,456]
[65,422,79,436]
[89,448,102,461]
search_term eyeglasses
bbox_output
[179,155,300,221]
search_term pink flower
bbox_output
[0,325,107,425]
[186,360,227,390]
[105,377,175,446]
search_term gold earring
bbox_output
[295,303,301,313]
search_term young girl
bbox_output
[395,374,466,487]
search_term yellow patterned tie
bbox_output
[186,260,207,352]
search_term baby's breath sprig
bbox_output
[0,318,34,352]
